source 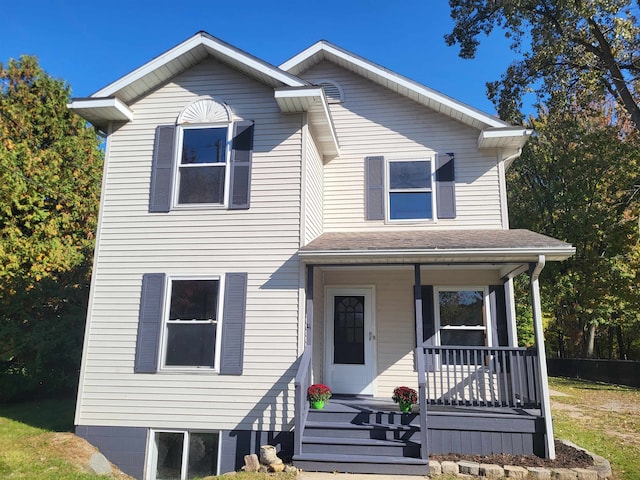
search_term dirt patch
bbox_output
[431,440,594,469]
[27,432,133,479]
[551,396,640,447]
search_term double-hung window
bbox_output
[176,125,230,206]
[387,159,433,221]
[435,288,490,363]
[163,277,221,370]
[435,288,490,366]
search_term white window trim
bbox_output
[146,429,222,480]
[433,286,492,348]
[385,157,437,223]
[159,274,224,372]
[172,123,232,209]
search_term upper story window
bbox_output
[365,154,456,222]
[149,97,254,213]
[176,125,230,205]
[387,159,433,221]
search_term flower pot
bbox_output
[399,401,412,413]
[311,400,325,409]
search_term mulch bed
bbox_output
[430,440,594,469]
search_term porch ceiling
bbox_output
[298,229,575,264]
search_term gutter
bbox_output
[298,246,576,263]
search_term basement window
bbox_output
[149,430,219,479]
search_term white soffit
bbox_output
[275,87,339,158]
[280,41,512,131]
[66,98,133,130]
[478,127,533,149]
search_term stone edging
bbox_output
[428,440,612,479]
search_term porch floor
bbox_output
[327,394,542,418]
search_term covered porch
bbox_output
[293,230,574,474]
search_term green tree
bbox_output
[446,0,640,130]
[507,100,640,358]
[0,56,103,401]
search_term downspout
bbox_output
[530,255,555,459]
[502,148,523,166]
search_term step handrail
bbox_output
[294,348,312,456]
[414,347,429,459]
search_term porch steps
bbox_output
[294,398,428,475]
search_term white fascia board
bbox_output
[478,127,533,149]
[298,246,576,263]
[280,41,326,72]
[93,33,306,99]
[281,41,510,130]
[275,86,325,99]
[67,97,134,122]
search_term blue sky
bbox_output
[2,0,517,117]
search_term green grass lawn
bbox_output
[0,397,117,479]
[549,377,640,480]
[1,381,638,479]
[0,398,296,479]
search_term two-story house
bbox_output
[69,32,574,479]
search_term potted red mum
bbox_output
[307,384,332,409]
[392,386,417,413]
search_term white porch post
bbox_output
[505,278,518,347]
[306,264,314,347]
[530,255,555,459]
[414,265,424,346]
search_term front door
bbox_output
[325,287,375,395]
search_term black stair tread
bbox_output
[301,435,419,447]
[293,453,428,465]
[305,420,419,430]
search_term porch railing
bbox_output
[420,346,541,408]
[294,348,312,457]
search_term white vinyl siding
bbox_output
[303,129,324,244]
[76,58,303,430]
[299,62,503,231]
[313,268,502,397]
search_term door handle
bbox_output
[369,331,376,341]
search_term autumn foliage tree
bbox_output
[0,56,103,400]
[446,0,640,131]
[508,99,640,359]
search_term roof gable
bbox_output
[95,32,307,105]
[68,33,529,160]
[68,32,340,156]
[281,41,516,132]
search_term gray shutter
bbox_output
[228,121,254,210]
[489,285,509,346]
[149,125,176,213]
[420,285,435,345]
[134,273,165,373]
[421,285,436,370]
[436,154,456,219]
[365,156,385,220]
[219,272,248,375]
